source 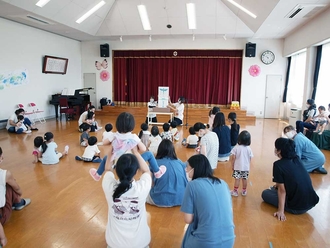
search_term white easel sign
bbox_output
[158,86,169,108]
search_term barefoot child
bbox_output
[75,136,102,163]
[39,132,69,165]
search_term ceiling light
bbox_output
[36,0,51,8]
[186,3,196,29]
[149,35,152,41]
[76,1,106,24]
[138,5,151,30]
[227,0,257,19]
[120,36,123,42]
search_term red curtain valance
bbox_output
[113,50,242,58]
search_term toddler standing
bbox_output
[230,130,253,196]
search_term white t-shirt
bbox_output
[6,113,18,130]
[82,145,100,160]
[174,103,184,120]
[15,121,27,131]
[102,131,115,142]
[200,131,219,169]
[171,128,180,141]
[187,134,198,145]
[231,145,253,171]
[102,171,152,248]
[39,142,59,165]
[147,101,157,118]
[78,111,88,126]
[0,169,7,208]
[148,135,162,155]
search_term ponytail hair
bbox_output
[41,132,54,153]
[112,154,139,201]
[228,112,238,131]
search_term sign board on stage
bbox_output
[158,86,169,108]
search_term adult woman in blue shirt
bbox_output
[181,154,235,248]
[146,139,188,207]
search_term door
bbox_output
[264,75,282,118]
[83,73,96,107]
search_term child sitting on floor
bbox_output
[182,127,198,148]
[313,106,329,135]
[75,136,102,163]
[97,123,115,146]
[16,115,31,134]
[170,121,180,141]
[89,112,166,181]
[32,136,43,163]
[80,123,91,147]
[148,126,162,155]
[160,123,173,141]
[39,132,69,165]
[139,123,151,148]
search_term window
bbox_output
[315,42,330,109]
[287,52,307,107]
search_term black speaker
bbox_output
[100,44,109,57]
[245,42,256,57]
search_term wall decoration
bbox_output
[100,70,110,81]
[42,55,68,74]
[95,59,108,70]
[248,65,261,77]
[0,69,29,90]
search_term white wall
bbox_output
[284,7,330,56]
[82,38,287,118]
[0,18,82,123]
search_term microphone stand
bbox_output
[184,99,193,129]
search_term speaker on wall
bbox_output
[100,44,110,57]
[245,42,256,57]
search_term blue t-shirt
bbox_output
[149,157,188,207]
[181,178,235,248]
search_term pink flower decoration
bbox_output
[100,70,110,81]
[248,65,261,77]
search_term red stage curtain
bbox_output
[113,50,242,105]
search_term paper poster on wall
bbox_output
[158,86,169,108]
[0,69,29,90]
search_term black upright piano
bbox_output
[49,88,91,119]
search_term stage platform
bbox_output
[98,105,256,124]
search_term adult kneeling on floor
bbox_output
[283,125,327,174]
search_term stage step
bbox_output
[97,106,256,123]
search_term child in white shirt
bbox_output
[148,126,162,155]
[98,123,115,145]
[76,136,102,163]
[16,115,31,134]
[139,123,151,148]
[170,121,180,141]
[182,127,198,148]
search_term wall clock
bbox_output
[261,50,275,65]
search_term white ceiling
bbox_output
[0,0,329,41]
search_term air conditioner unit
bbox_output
[285,4,326,19]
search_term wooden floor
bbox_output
[0,115,329,248]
